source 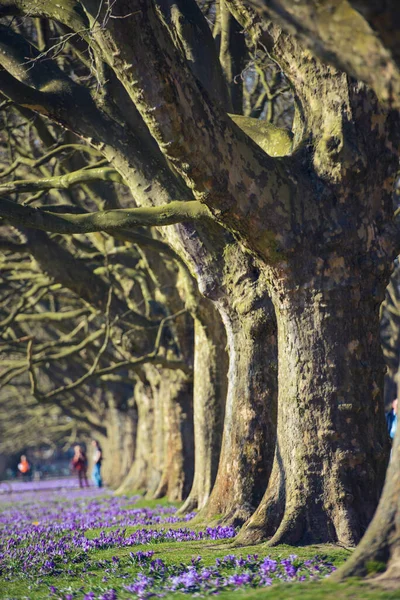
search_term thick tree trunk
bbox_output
[238,278,389,546]
[197,283,277,526]
[99,398,137,488]
[116,371,161,494]
[118,366,194,498]
[244,0,400,109]
[332,427,400,583]
[178,301,228,513]
[152,371,194,502]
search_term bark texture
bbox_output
[239,266,390,546]
[152,370,194,502]
[332,419,400,582]
[245,0,400,108]
[116,369,161,494]
[226,13,398,543]
[179,300,228,513]
[118,365,194,501]
[198,257,277,526]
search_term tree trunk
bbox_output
[99,397,137,488]
[117,365,193,498]
[116,371,160,494]
[238,278,390,547]
[197,281,277,527]
[152,370,194,501]
[179,301,228,513]
[245,0,400,109]
[332,427,399,583]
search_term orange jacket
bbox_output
[18,460,30,474]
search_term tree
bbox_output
[240,1,400,579]
[380,259,400,406]
[0,0,399,549]
[0,226,197,490]
[0,1,280,521]
[0,225,194,489]
[245,0,400,109]
[0,104,196,493]
[332,423,400,583]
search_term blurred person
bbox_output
[386,398,398,441]
[71,445,89,488]
[17,455,31,480]
[91,440,103,488]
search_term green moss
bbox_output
[229,114,293,157]
[210,512,224,520]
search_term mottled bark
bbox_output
[352,0,400,65]
[219,1,247,113]
[244,0,400,108]
[179,300,228,513]
[333,426,400,583]
[75,0,294,260]
[117,363,194,499]
[157,0,231,110]
[239,265,390,546]
[153,371,194,502]
[198,260,277,527]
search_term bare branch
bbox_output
[15,307,89,323]
[0,281,57,330]
[0,144,101,178]
[28,289,113,401]
[0,167,124,195]
[0,328,103,373]
[0,239,28,253]
[0,198,212,234]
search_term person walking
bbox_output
[91,440,103,488]
[71,445,89,488]
[17,455,31,481]
[386,398,398,441]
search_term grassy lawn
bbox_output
[0,490,396,599]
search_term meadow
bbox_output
[0,482,397,600]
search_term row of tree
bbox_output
[0,0,399,582]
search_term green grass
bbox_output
[126,496,180,510]
[0,496,396,600]
[168,581,400,600]
[1,539,394,600]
